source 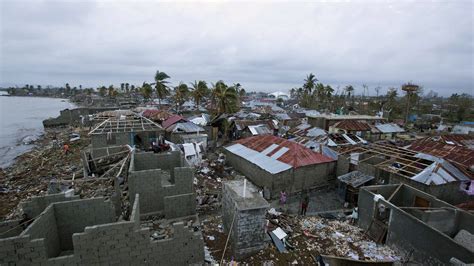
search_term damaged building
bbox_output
[0,193,204,265]
[358,183,473,264]
[128,150,196,219]
[336,143,473,205]
[88,114,164,157]
[224,135,336,199]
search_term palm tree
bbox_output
[141,82,153,100]
[154,70,171,108]
[303,73,317,94]
[324,85,334,110]
[174,82,189,113]
[190,80,208,108]
[125,83,130,94]
[345,85,354,98]
[211,80,238,114]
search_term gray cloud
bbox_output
[1,0,472,96]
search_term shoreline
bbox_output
[0,126,91,219]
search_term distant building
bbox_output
[308,114,385,131]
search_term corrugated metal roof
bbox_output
[333,120,371,131]
[248,125,273,135]
[234,135,335,168]
[166,121,204,133]
[337,171,374,188]
[225,143,292,174]
[410,159,470,185]
[306,127,327,137]
[375,123,405,133]
[162,115,185,129]
[408,138,474,179]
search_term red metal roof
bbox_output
[162,115,185,129]
[333,120,371,131]
[408,137,474,178]
[236,135,335,168]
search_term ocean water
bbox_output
[0,92,75,168]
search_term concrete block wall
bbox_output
[53,198,116,251]
[0,219,23,238]
[128,151,196,218]
[129,169,165,214]
[132,151,183,172]
[222,181,269,259]
[22,193,80,219]
[22,205,61,258]
[0,195,204,265]
[163,193,196,218]
[358,184,474,264]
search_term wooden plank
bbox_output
[387,184,403,202]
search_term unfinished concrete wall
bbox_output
[389,172,473,205]
[358,185,474,264]
[0,195,204,265]
[387,206,473,264]
[128,151,195,218]
[0,219,24,238]
[22,205,61,258]
[336,155,350,177]
[53,198,116,251]
[22,193,80,219]
[132,151,183,171]
[222,180,269,259]
[91,131,159,152]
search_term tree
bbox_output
[344,85,354,98]
[98,86,107,97]
[154,70,171,108]
[190,80,208,108]
[141,83,153,100]
[120,83,125,92]
[449,93,473,122]
[211,80,238,114]
[303,73,317,94]
[125,83,130,94]
[108,85,116,97]
[174,82,189,113]
[375,86,381,98]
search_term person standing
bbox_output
[280,190,287,206]
[63,143,70,155]
[301,195,309,216]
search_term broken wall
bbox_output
[128,151,195,218]
[358,185,474,264]
[389,172,474,205]
[22,193,79,219]
[0,195,204,265]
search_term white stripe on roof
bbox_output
[225,144,292,174]
[261,144,279,155]
[270,147,289,159]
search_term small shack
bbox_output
[337,171,374,204]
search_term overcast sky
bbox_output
[0,0,472,96]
